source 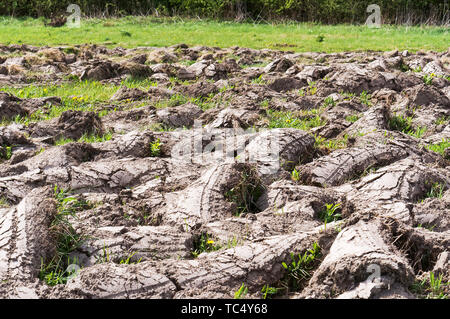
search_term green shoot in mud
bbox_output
[0,196,10,208]
[423,73,435,85]
[251,74,266,85]
[192,93,227,111]
[150,138,162,157]
[35,147,46,155]
[424,182,446,200]
[314,134,349,152]
[410,272,449,299]
[225,167,264,216]
[260,99,270,108]
[39,186,91,286]
[0,145,12,160]
[388,113,413,133]
[261,284,279,299]
[200,93,230,111]
[435,116,449,126]
[54,131,113,146]
[426,138,450,157]
[399,61,410,72]
[119,251,143,265]
[234,283,248,299]
[225,236,243,249]
[178,59,197,67]
[341,91,356,101]
[359,91,372,106]
[345,114,361,123]
[280,242,322,293]
[408,126,427,139]
[78,131,113,143]
[53,186,92,225]
[291,168,300,182]
[267,110,326,131]
[191,233,221,258]
[322,96,336,108]
[96,245,112,264]
[319,203,342,223]
[428,272,448,299]
[54,137,75,146]
[416,223,436,232]
[388,113,428,138]
[39,256,80,286]
[154,93,188,109]
[95,246,143,264]
[144,123,179,132]
[307,81,317,95]
[358,165,379,179]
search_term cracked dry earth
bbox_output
[0,43,449,299]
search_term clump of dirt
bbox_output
[30,110,105,141]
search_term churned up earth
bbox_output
[0,43,449,299]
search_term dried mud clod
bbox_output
[0,44,449,299]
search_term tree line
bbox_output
[1,0,449,25]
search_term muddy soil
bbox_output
[0,44,449,299]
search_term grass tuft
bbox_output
[359,91,372,106]
[0,145,12,160]
[280,242,322,293]
[54,131,113,146]
[388,113,413,133]
[426,139,449,157]
[267,110,326,131]
[410,272,448,299]
[234,283,248,299]
[191,233,221,258]
[149,138,162,157]
[318,203,342,223]
[39,186,91,286]
[425,182,445,199]
[314,134,349,152]
[261,284,279,299]
[225,166,264,216]
[0,197,10,208]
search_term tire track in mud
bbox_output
[0,206,18,282]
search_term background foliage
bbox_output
[0,0,448,24]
